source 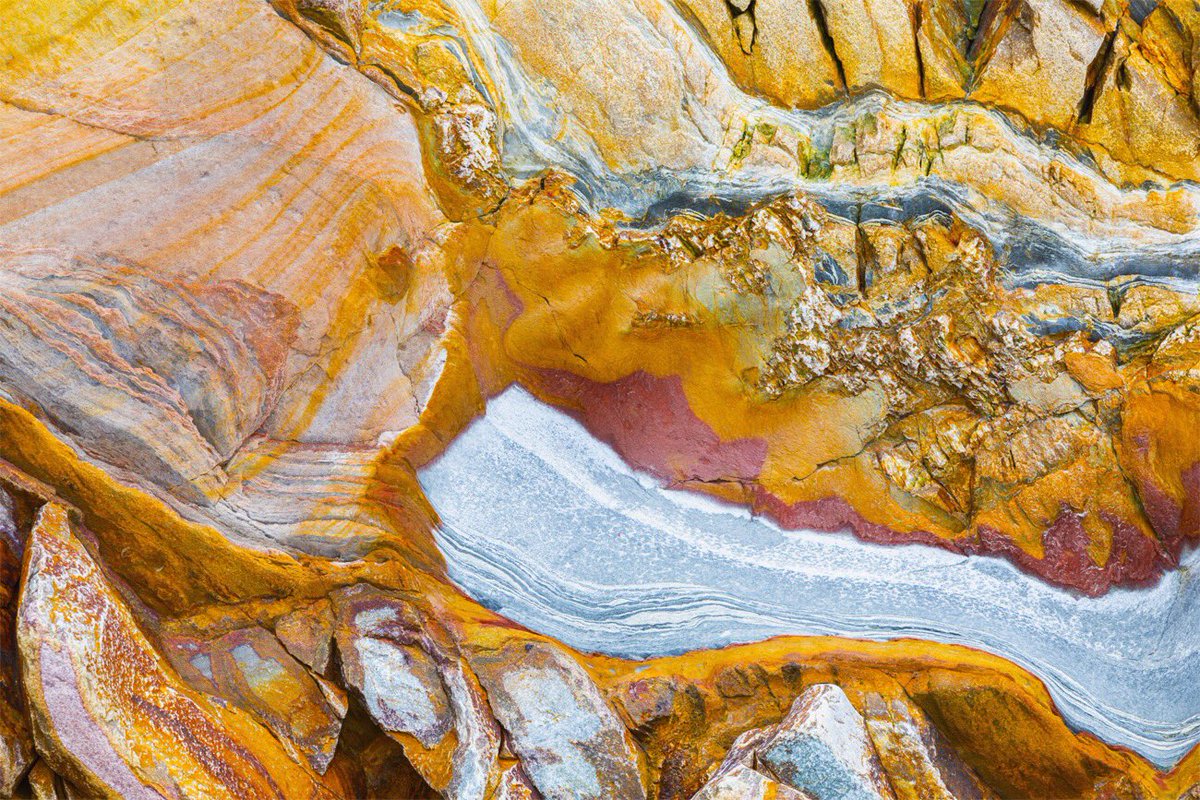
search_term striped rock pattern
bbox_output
[0,0,1197,797]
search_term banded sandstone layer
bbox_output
[0,0,1199,797]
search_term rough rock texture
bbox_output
[688,684,905,800]
[17,503,329,798]
[470,641,647,800]
[688,684,1000,800]
[0,0,1198,797]
[165,625,347,773]
[756,685,897,799]
[692,762,814,800]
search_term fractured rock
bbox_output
[275,599,336,675]
[693,762,814,800]
[858,691,995,800]
[690,684,895,800]
[334,591,453,749]
[333,586,501,800]
[166,626,347,773]
[471,641,647,800]
[757,685,895,799]
[16,504,326,798]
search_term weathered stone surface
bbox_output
[0,0,453,563]
[688,679,999,799]
[16,503,326,798]
[166,626,346,773]
[675,0,844,107]
[619,676,685,729]
[692,762,813,800]
[820,0,922,96]
[471,641,647,800]
[0,487,33,794]
[971,0,1110,130]
[333,585,502,800]
[2,0,1200,798]
[25,759,63,800]
[491,762,541,800]
[275,598,336,675]
[338,609,454,749]
[754,685,894,800]
[468,181,1197,595]
[858,691,995,800]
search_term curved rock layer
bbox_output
[419,386,1200,768]
[0,0,1197,797]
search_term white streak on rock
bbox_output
[419,385,1200,769]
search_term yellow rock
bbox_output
[17,504,330,798]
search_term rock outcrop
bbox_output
[0,0,1198,797]
[689,684,994,800]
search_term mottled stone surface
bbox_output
[332,585,502,799]
[166,625,346,772]
[758,686,895,800]
[692,762,814,800]
[16,504,325,798]
[471,642,647,800]
[344,627,453,747]
[275,599,336,675]
[1,0,1199,797]
[857,690,994,800]
[688,684,999,800]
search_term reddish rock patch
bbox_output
[532,370,769,486]
[526,370,1198,595]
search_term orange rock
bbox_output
[1,0,1199,797]
[16,504,329,798]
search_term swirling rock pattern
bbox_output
[420,386,1200,768]
[0,0,1197,797]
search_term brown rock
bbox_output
[859,691,996,800]
[26,760,64,800]
[166,626,346,773]
[714,665,758,698]
[275,599,337,675]
[620,676,682,728]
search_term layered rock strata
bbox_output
[0,0,1197,797]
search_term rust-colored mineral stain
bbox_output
[1,0,1198,796]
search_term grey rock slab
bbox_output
[470,641,646,800]
[759,685,894,800]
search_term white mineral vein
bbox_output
[420,386,1200,770]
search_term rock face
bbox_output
[0,0,1198,798]
[165,625,347,773]
[692,763,814,800]
[691,685,893,800]
[690,684,996,800]
[470,642,647,800]
[757,686,896,800]
[17,503,327,798]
